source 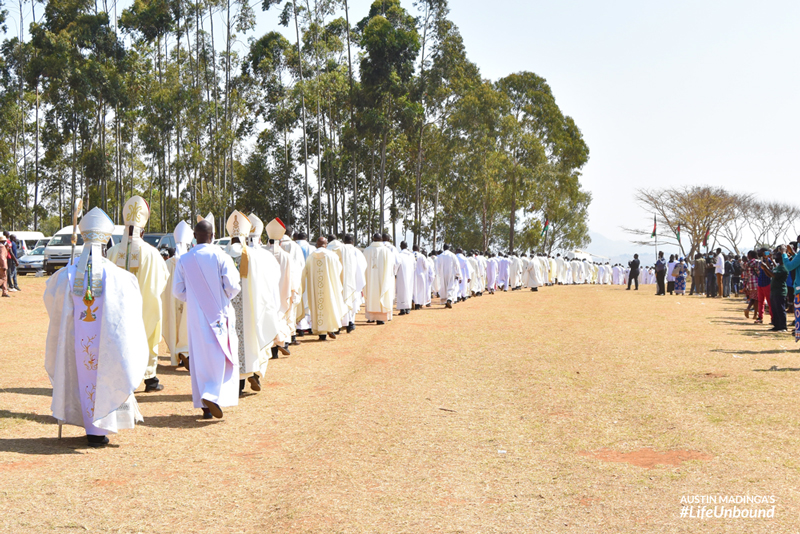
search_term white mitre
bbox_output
[73,207,115,297]
[196,212,215,231]
[266,217,286,242]
[116,195,150,270]
[247,213,264,246]
[225,210,251,258]
[173,220,193,257]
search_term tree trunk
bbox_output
[379,132,387,232]
[292,0,311,233]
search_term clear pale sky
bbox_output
[252,0,800,244]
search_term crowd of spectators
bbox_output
[653,243,800,335]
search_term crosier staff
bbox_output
[61,199,83,439]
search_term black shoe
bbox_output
[426,303,432,307]
[248,375,261,392]
[143,377,164,393]
[367,320,375,324]
[87,435,109,447]
[271,346,280,359]
[346,323,355,333]
[399,309,406,315]
[329,331,337,339]
[202,408,213,420]
[239,379,246,396]
[319,334,327,341]
[278,343,291,355]
[178,353,190,373]
[376,321,385,325]
[445,300,453,309]
[296,330,305,337]
[290,335,299,346]
[202,399,223,419]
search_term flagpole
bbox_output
[653,214,658,264]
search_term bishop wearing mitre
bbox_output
[162,220,193,370]
[106,196,169,392]
[224,211,282,395]
[264,217,297,357]
[44,207,148,447]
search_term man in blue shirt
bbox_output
[5,233,19,292]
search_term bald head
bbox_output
[195,220,214,244]
[316,236,328,248]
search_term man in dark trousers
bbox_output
[627,254,640,290]
[654,251,667,295]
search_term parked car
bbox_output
[7,231,45,256]
[17,246,45,274]
[143,233,176,252]
[34,237,52,249]
[43,225,126,275]
[213,237,231,248]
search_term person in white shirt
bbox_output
[715,248,725,298]
[173,220,241,420]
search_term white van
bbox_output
[43,225,126,274]
[7,231,45,256]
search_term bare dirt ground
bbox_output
[1,277,798,533]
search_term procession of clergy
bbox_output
[43,197,645,446]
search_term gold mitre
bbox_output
[248,213,264,238]
[123,195,150,228]
[266,217,286,241]
[79,207,115,244]
[226,210,252,238]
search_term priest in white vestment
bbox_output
[225,211,282,395]
[497,255,510,290]
[279,225,306,342]
[509,253,522,290]
[173,220,241,419]
[425,253,436,306]
[396,242,416,314]
[162,220,193,368]
[486,254,498,293]
[526,254,543,291]
[265,218,298,353]
[412,245,429,310]
[107,196,169,392]
[299,237,346,339]
[555,255,567,284]
[455,248,470,301]
[327,233,366,333]
[363,234,395,323]
[468,254,482,296]
[435,245,461,308]
[44,207,148,447]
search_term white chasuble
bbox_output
[299,248,345,334]
[45,259,147,433]
[162,256,189,365]
[363,241,396,321]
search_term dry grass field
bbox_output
[1,276,799,533]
